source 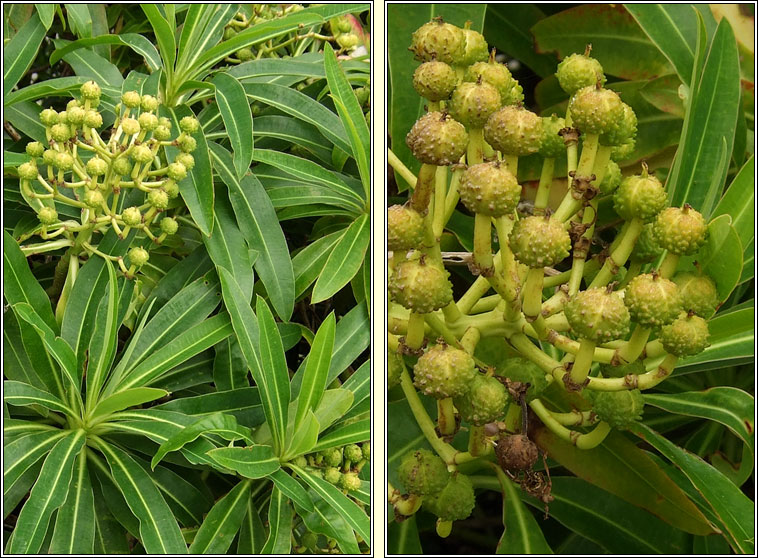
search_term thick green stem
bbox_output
[522,267,545,321]
[534,157,555,214]
[588,217,643,288]
[585,353,678,391]
[457,276,492,315]
[503,402,521,433]
[432,165,449,238]
[437,397,456,436]
[467,128,484,165]
[410,163,437,214]
[468,425,489,457]
[503,155,518,176]
[657,252,680,279]
[568,337,596,386]
[55,253,79,326]
[459,327,481,355]
[567,199,598,296]
[473,213,494,273]
[442,167,463,225]
[576,132,599,177]
[404,311,426,350]
[530,399,611,449]
[616,325,650,364]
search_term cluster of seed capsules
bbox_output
[16,80,199,277]
[388,18,715,530]
[294,442,369,495]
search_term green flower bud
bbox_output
[121,118,141,136]
[509,215,571,268]
[413,343,476,399]
[54,152,74,171]
[340,472,362,491]
[659,312,710,357]
[569,85,625,135]
[50,123,71,143]
[177,134,197,153]
[85,156,108,176]
[84,189,104,208]
[405,111,468,166]
[122,207,142,227]
[17,162,38,180]
[223,26,238,40]
[324,467,342,485]
[138,112,159,132]
[67,106,86,126]
[42,149,57,166]
[397,449,449,495]
[179,116,200,134]
[80,80,101,100]
[388,258,453,314]
[460,27,489,66]
[112,157,132,176]
[388,204,425,252]
[465,60,517,106]
[167,162,187,182]
[336,33,359,50]
[539,114,567,159]
[163,179,180,198]
[624,273,682,328]
[236,47,254,61]
[153,125,172,141]
[653,205,707,256]
[423,473,475,521]
[25,141,45,158]
[131,145,154,164]
[57,110,68,124]
[361,442,370,459]
[175,152,195,171]
[344,444,363,463]
[40,108,59,126]
[631,223,663,263]
[66,99,80,111]
[587,389,644,429]
[412,61,457,102]
[565,287,630,343]
[453,373,509,425]
[613,171,667,223]
[611,139,636,162]
[158,117,172,129]
[38,207,58,225]
[148,189,169,209]
[597,160,622,195]
[160,216,179,235]
[600,103,637,147]
[450,80,501,129]
[672,272,719,317]
[83,110,103,128]
[497,357,549,401]
[128,246,150,267]
[140,94,159,112]
[121,91,141,108]
[458,161,520,217]
[484,106,542,156]
[388,350,403,389]
[409,19,465,65]
[556,53,605,94]
[322,448,343,468]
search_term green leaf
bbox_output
[256,296,291,455]
[290,463,370,545]
[522,477,688,554]
[213,72,253,179]
[341,359,371,412]
[8,430,86,554]
[4,380,74,420]
[3,11,46,96]
[176,5,237,79]
[3,230,57,330]
[676,307,754,374]
[213,338,248,391]
[50,34,161,72]
[533,426,715,535]
[151,413,253,469]
[203,187,254,299]
[90,388,169,421]
[4,429,67,498]
[4,100,46,142]
[53,37,124,88]
[84,260,119,407]
[141,5,176,73]
[292,231,343,298]
[260,486,293,554]
[165,106,214,236]
[294,312,336,429]
[206,446,280,478]
[667,18,741,216]
[387,515,423,554]
[35,4,55,28]
[156,387,262,427]
[237,496,266,553]
[484,5,554,77]
[312,214,370,303]
[284,409,320,460]
[293,486,360,554]
[629,423,754,554]
[323,42,370,196]
[210,144,295,320]
[94,439,188,554]
[268,469,314,512]
[189,479,251,554]
[311,419,370,453]
[4,459,44,522]
[49,450,95,554]
[495,472,553,554]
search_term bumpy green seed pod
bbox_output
[129,246,150,267]
[54,152,74,171]
[83,110,103,129]
[388,350,403,389]
[25,142,45,158]
[624,273,681,328]
[484,106,542,157]
[336,33,359,50]
[42,149,57,166]
[84,189,104,208]
[409,19,466,65]
[148,189,170,210]
[344,444,363,464]
[122,207,142,227]
[631,223,663,262]
[167,162,188,182]
[458,161,520,217]
[659,312,710,357]
[164,180,180,199]
[673,272,719,317]
[236,47,254,61]
[653,205,707,256]
[509,215,571,268]
[600,103,637,147]
[412,61,457,102]
[178,135,197,153]
[539,115,567,159]
[40,108,59,126]
[179,116,200,134]
[158,117,172,129]
[112,157,132,176]
[460,27,488,66]
[397,449,449,495]
[160,217,178,235]
[465,60,517,106]
[406,111,468,166]
[565,287,630,343]
[153,125,172,141]
[66,99,80,111]
[121,91,141,108]
[413,343,476,399]
[453,374,509,426]
[498,357,549,401]
[611,139,636,162]
[599,359,645,378]
[85,157,108,177]
[131,145,154,164]
[388,205,425,251]
[67,106,86,126]
[140,95,159,112]
[138,112,159,132]
[569,85,625,135]
[50,123,71,143]
[556,53,606,94]
[17,162,38,180]
[175,153,195,171]
[587,389,644,428]
[324,467,342,485]
[340,472,362,491]
[80,80,101,100]
[388,257,453,314]
[597,160,622,195]
[449,80,501,129]
[121,118,141,136]
[57,111,68,124]
[322,448,343,468]
[424,473,475,521]
[612,171,667,223]
[38,207,58,225]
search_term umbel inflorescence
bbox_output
[388,19,714,534]
[16,81,198,279]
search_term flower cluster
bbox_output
[293,442,370,494]
[16,81,198,278]
[388,19,715,534]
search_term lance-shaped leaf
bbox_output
[311,419,370,453]
[7,430,86,554]
[268,469,314,512]
[260,486,292,554]
[4,380,75,417]
[213,72,253,179]
[312,214,370,303]
[50,33,161,71]
[89,387,169,422]
[294,312,335,429]
[206,445,280,478]
[3,11,46,96]
[95,439,188,554]
[4,429,67,496]
[293,486,361,554]
[141,5,176,73]
[189,479,251,554]
[151,413,253,469]
[284,409,320,460]
[85,260,119,407]
[494,468,553,554]
[49,449,95,554]
[237,496,266,553]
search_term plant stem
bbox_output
[533,157,555,214]
[568,337,596,386]
[468,425,489,457]
[432,166,448,238]
[616,324,651,364]
[388,148,418,188]
[467,128,484,165]
[437,398,456,436]
[473,213,494,273]
[587,217,643,288]
[404,311,426,350]
[529,399,611,449]
[657,252,680,279]
[522,267,545,322]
